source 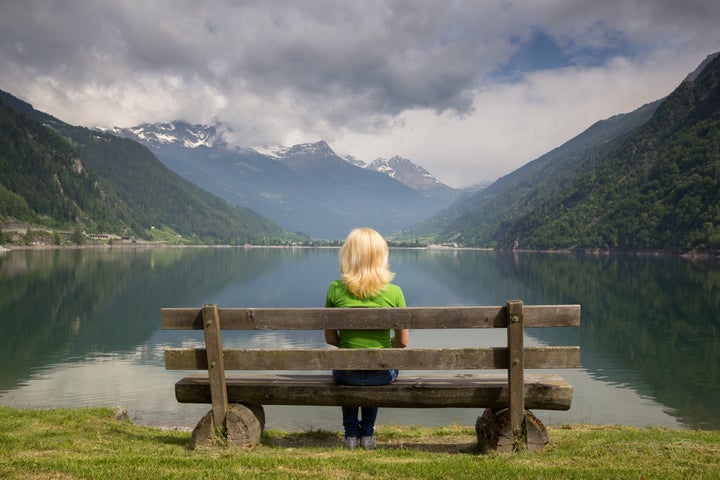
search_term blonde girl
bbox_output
[324,227,409,449]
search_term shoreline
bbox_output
[2,241,718,260]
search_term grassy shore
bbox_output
[1,407,718,479]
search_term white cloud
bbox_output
[325,52,704,186]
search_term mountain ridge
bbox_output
[109,127,463,238]
[109,122,229,149]
[112,124,458,194]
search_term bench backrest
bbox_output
[161,302,581,371]
[161,302,580,371]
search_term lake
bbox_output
[0,247,717,432]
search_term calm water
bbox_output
[0,247,717,431]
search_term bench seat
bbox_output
[175,373,573,410]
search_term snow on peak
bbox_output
[254,140,339,160]
[109,121,227,149]
[343,154,366,168]
[284,140,335,157]
[367,155,443,189]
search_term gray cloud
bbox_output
[2,1,518,116]
[1,0,719,185]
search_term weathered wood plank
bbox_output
[164,346,581,371]
[202,304,227,430]
[174,373,573,410]
[525,346,581,369]
[506,300,525,443]
[161,305,580,330]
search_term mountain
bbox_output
[364,156,460,203]
[112,127,459,238]
[500,52,720,252]
[366,155,440,189]
[405,52,720,253]
[0,95,119,230]
[110,121,228,149]
[0,90,294,244]
[342,154,367,169]
[399,98,661,244]
[263,143,458,196]
[268,140,351,175]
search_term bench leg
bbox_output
[190,404,264,449]
[246,404,266,431]
[475,408,549,453]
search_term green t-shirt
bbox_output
[325,280,406,349]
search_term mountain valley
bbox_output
[2,51,720,254]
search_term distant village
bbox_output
[1,222,134,247]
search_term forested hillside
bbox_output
[0,98,123,231]
[0,91,295,244]
[404,53,720,254]
[398,100,661,245]
[501,53,720,252]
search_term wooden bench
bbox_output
[161,300,580,452]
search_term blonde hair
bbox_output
[339,227,395,299]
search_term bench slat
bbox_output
[161,305,580,330]
[174,373,573,410]
[164,346,580,370]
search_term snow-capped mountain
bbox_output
[253,140,337,160]
[269,140,337,160]
[366,155,446,191]
[105,121,463,237]
[110,120,454,193]
[258,140,355,176]
[342,154,367,169]
[109,121,228,149]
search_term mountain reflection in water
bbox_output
[0,247,717,430]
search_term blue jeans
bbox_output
[332,369,399,438]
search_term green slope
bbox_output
[0,97,117,229]
[399,99,660,246]
[0,90,297,244]
[502,53,720,252]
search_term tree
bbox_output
[72,226,85,245]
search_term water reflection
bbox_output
[0,248,305,390]
[401,251,719,429]
[0,248,717,430]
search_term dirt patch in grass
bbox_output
[263,426,480,454]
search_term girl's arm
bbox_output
[392,328,409,348]
[324,329,339,346]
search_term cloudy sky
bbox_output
[2,1,719,187]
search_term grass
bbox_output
[1,406,718,479]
